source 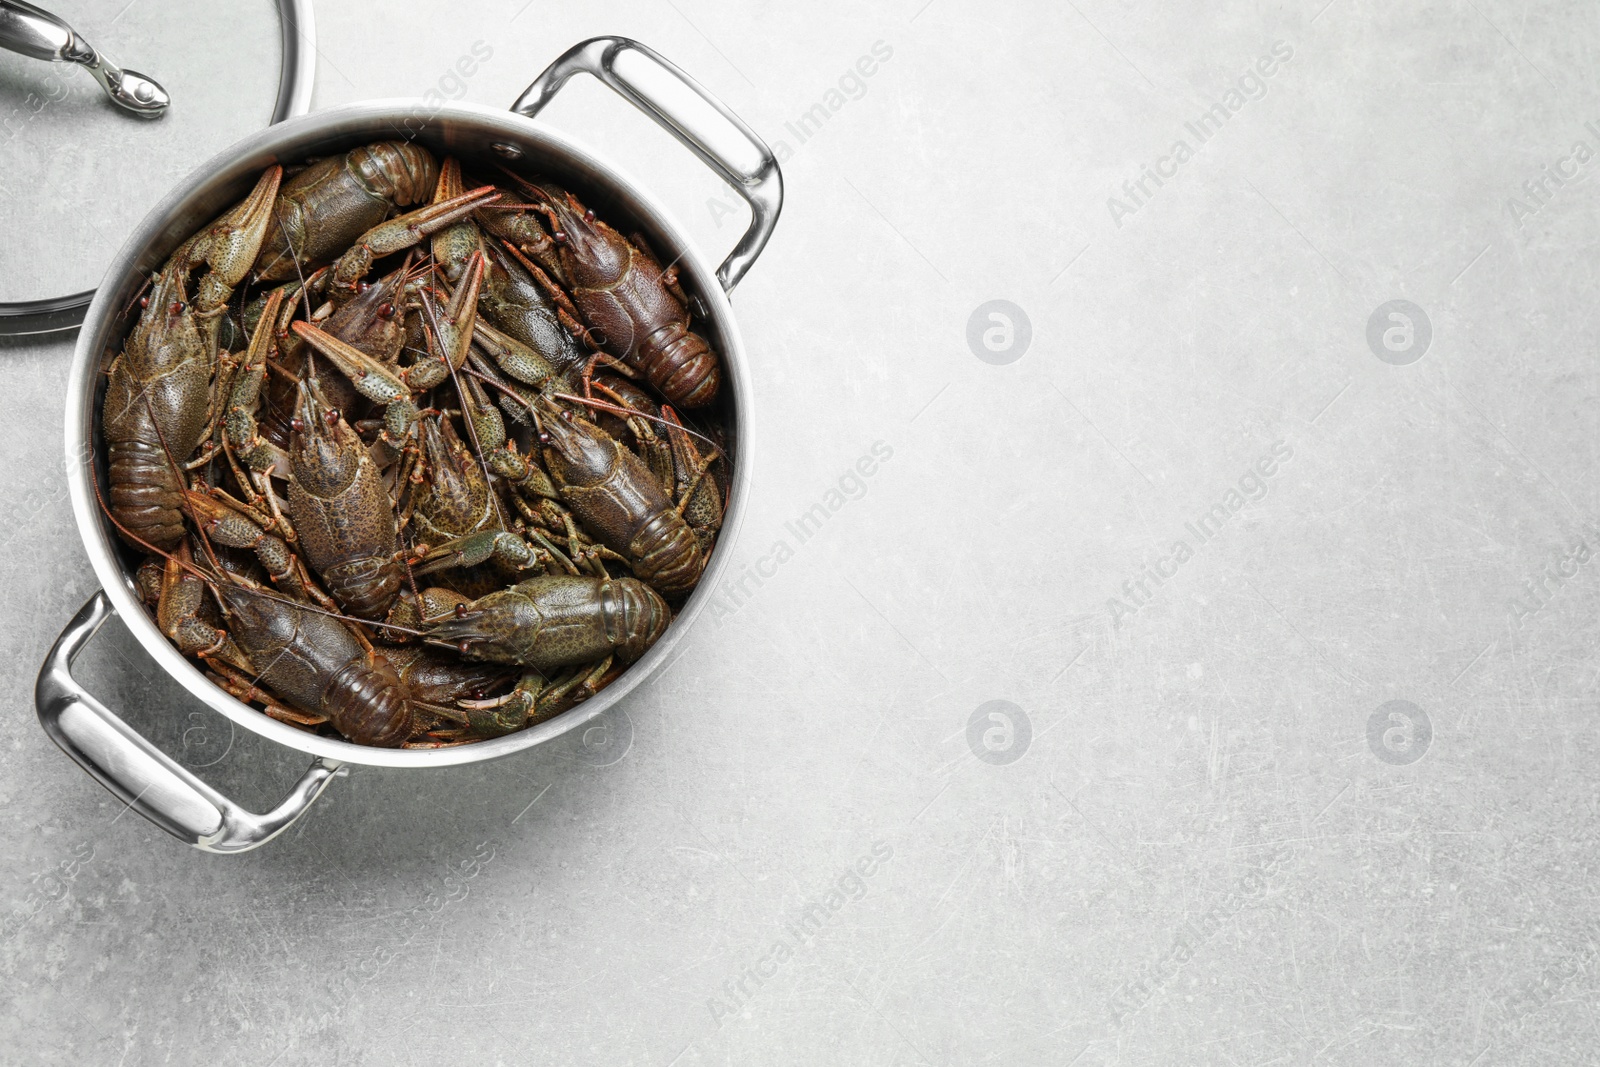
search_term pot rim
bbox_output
[65,98,751,768]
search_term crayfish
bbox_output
[98,143,730,747]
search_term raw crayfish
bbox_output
[98,142,729,747]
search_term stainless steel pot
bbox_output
[33,38,781,853]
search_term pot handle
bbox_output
[35,591,345,854]
[511,36,783,294]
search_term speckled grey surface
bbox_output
[3,1,1600,1064]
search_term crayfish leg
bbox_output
[207,663,322,728]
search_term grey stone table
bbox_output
[3,1,1598,1064]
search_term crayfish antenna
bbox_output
[551,392,724,459]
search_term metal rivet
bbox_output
[490,142,523,159]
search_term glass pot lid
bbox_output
[0,0,313,335]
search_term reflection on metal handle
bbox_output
[0,0,75,61]
[512,36,783,294]
[35,592,345,854]
[0,0,169,116]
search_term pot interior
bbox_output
[72,102,745,768]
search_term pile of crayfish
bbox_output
[98,141,727,748]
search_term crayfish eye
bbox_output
[359,281,370,292]
[457,641,472,655]
[325,409,340,425]
[138,297,149,309]
[378,303,394,319]
[538,432,550,444]
[583,209,595,223]
[554,231,567,244]
[454,603,469,618]
[169,301,185,315]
